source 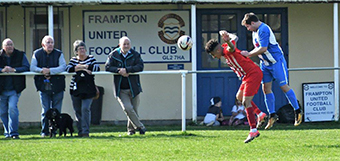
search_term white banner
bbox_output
[83,10,191,63]
[303,82,335,122]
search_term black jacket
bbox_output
[105,48,143,98]
[71,70,97,99]
[0,49,28,93]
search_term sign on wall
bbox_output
[303,82,335,122]
[83,10,191,63]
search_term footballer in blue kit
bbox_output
[240,12,303,129]
[253,23,288,87]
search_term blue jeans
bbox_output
[0,90,20,137]
[71,95,93,135]
[39,91,64,135]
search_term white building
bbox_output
[0,0,339,125]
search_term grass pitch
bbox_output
[0,122,339,160]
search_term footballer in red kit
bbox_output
[221,41,262,97]
[205,30,267,143]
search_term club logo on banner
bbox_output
[303,82,335,122]
[83,10,191,63]
[158,13,186,44]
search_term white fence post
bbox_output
[334,3,339,121]
[181,70,188,132]
[191,4,198,124]
[48,5,54,38]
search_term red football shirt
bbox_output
[222,41,258,78]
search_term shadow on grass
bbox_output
[186,121,340,131]
[0,131,214,141]
[304,144,340,149]
[1,121,338,140]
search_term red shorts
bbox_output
[239,68,263,97]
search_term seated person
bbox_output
[203,97,225,126]
[229,99,247,126]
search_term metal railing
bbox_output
[1,66,339,131]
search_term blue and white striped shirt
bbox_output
[253,23,284,66]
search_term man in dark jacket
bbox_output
[30,35,66,137]
[0,38,30,139]
[105,36,146,135]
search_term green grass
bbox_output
[1,122,340,160]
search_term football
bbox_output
[177,35,193,50]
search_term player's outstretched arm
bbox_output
[241,46,267,58]
[249,46,267,57]
[219,30,235,52]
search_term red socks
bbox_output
[252,101,262,115]
[245,106,256,129]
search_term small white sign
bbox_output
[83,10,191,63]
[303,82,335,122]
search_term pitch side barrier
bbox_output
[1,67,339,131]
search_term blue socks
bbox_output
[265,93,275,114]
[285,89,300,110]
[265,90,300,114]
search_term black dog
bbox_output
[45,108,74,137]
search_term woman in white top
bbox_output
[229,99,247,126]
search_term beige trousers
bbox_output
[117,89,144,132]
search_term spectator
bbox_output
[229,99,247,126]
[30,35,66,137]
[203,97,225,126]
[66,40,100,137]
[105,36,146,135]
[0,38,30,139]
